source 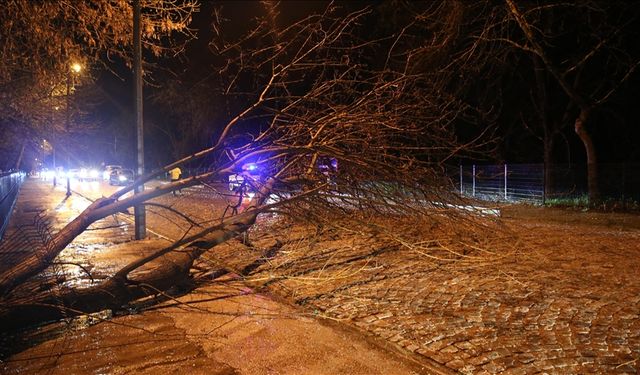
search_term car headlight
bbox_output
[118,175,128,182]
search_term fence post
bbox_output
[542,162,546,205]
[472,164,476,197]
[504,164,508,200]
[459,165,463,195]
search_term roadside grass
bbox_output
[545,195,640,212]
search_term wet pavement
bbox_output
[2,177,640,374]
[1,177,436,374]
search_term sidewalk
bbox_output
[1,178,440,374]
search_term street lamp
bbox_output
[66,62,83,131]
[71,62,82,74]
[65,62,82,196]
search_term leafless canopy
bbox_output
[0,2,500,330]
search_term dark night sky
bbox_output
[76,1,640,170]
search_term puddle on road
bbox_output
[52,239,173,290]
[55,243,120,289]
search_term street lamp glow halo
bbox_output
[71,63,82,73]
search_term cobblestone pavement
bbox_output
[205,211,640,374]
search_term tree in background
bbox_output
[450,0,640,202]
[388,0,640,201]
[0,0,199,169]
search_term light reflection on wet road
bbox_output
[52,178,233,288]
[1,178,433,375]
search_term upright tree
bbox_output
[450,0,640,201]
[0,0,198,168]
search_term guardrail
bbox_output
[0,172,26,240]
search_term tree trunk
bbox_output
[0,179,272,331]
[533,55,555,198]
[14,142,25,171]
[0,197,113,297]
[0,212,257,332]
[0,243,202,332]
[573,108,599,203]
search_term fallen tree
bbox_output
[0,2,495,332]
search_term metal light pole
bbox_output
[64,63,82,197]
[62,62,82,197]
[133,0,146,239]
[52,142,57,187]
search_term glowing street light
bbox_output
[71,62,82,74]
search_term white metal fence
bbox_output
[457,163,640,205]
[0,172,26,239]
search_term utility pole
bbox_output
[133,0,146,239]
[52,143,57,187]
[65,66,72,196]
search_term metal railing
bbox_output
[457,163,640,205]
[0,172,26,240]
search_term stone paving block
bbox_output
[595,355,624,366]
[454,340,475,351]
[576,356,596,365]
[375,311,393,320]
[514,352,536,364]
[501,367,528,375]
[389,334,403,343]
[445,358,465,370]
[425,339,448,352]
[405,343,419,353]
[481,361,505,373]
[614,364,637,373]
[492,355,517,370]
[468,353,492,367]
[440,344,459,354]
[362,315,377,323]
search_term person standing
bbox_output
[169,166,182,196]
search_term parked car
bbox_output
[103,165,123,180]
[109,169,134,186]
